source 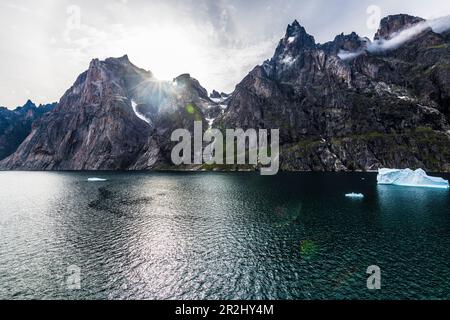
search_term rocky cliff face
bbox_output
[374,14,425,40]
[1,14,450,172]
[0,55,215,170]
[0,100,56,161]
[217,15,450,171]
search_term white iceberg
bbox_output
[87,177,107,182]
[377,168,449,189]
[345,193,365,199]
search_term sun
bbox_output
[122,25,202,82]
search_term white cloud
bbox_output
[370,16,450,52]
[338,50,364,60]
[339,15,450,60]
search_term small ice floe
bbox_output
[377,168,449,189]
[345,193,365,199]
[87,177,107,182]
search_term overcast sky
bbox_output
[1,0,450,108]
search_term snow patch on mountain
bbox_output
[131,100,151,124]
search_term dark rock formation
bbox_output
[1,14,450,172]
[374,14,425,40]
[0,55,215,170]
[217,14,450,172]
[0,100,56,160]
[320,32,370,55]
[210,90,222,99]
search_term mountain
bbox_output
[0,100,56,161]
[1,14,450,172]
[0,55,216,170]
[217,14,450,171]
[374,14,425,40]
[210,90,230,100]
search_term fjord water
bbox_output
[0,172,449,300]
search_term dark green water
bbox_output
[0,171,449,300]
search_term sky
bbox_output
[1,0,450,108]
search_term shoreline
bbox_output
[1,168,448,174]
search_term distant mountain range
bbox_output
[1,14,450,171]
[0,100,56,161]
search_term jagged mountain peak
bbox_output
[10,100,55,114]
[107,54,130,63]
[21,99,37,110]
[375,14,425,40]
[13,100,39,116]
[218,12,450,172]
[210,90,222,99]
[334,32,360,41]
[86,55,153,82]
[24,99,35,106]
[0,54,219,170]
[290,19,300,27]
[0,100,56,161]
[173,73,192,83]
[286,19,304,35]
[173,73,209,101]
[282,19,315,47]
[320,31,369,55]
[91,54,129,65]
[270,19,316,72]
[60,55,157,109]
